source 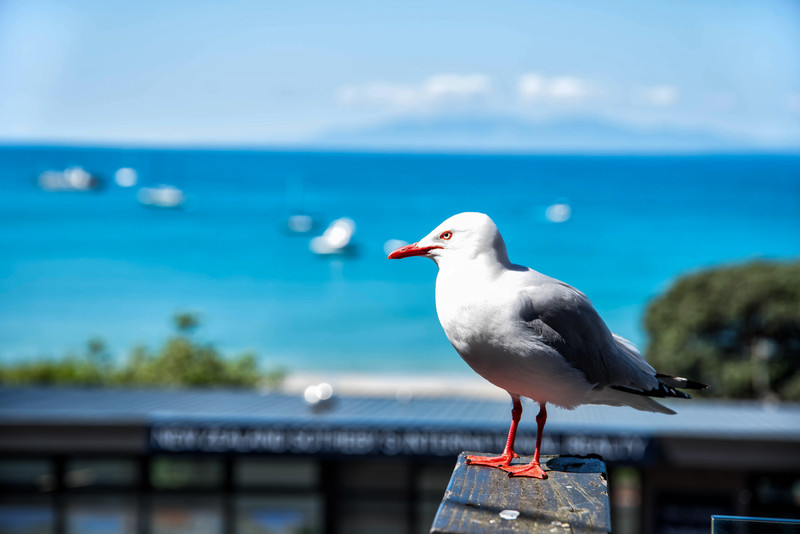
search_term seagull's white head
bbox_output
[388,212,510,267]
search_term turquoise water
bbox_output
[1,146,798,374]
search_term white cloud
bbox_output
[337,83,420,108]
[339,73,692,126]
[337,73,491,109]
[518,74,592,101]
[548,77,589,99]
[517,75,544,98]
[424,74,491,98]
[637,85,679,107]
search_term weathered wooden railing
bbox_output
[430,453,611,533]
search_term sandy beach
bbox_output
[279,371,509,400]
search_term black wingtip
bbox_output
[612,384,693,400]
[656,373,709,390]
[613,371,710,399]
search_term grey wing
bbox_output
[517,279,659,392]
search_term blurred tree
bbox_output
[0,313,285,389]
[644,261,800,401]
[173,312,200,334]
[0,338,113,386]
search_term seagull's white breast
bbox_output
[435,266,593,408]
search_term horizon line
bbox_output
[2,139,800,159]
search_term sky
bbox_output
[1,0,799,150]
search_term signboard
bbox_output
[149,423,653,463]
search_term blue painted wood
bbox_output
[430,453,611,533]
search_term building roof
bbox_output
[2,386,798,441]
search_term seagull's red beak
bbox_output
[387,242,442,259]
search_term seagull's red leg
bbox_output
[466,395,522,468]
[503,402,548,478]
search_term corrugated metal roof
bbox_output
[1,387,799,441]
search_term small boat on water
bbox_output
[310,217,357,256]
[284,212,321,234]
[114,167,138,188]
[137,184,185,209]
[38,167,102,192]
[545,200,572,223]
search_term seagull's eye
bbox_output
[440,231,452,240]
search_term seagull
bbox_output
[388,212,706,478]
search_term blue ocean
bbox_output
[1,146,798,375]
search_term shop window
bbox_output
[150,457,223,490]
[235,458,318,489]
[64,459,138,489]
[0,496,54,534]
[0,459,53,492]
[235,496,321,534]
[65,495,136,534]
[151,495,222,534]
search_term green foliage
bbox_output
[0,313,286,390]
[644,261,800,401]
[173,312,200,334]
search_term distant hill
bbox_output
[313,115,755,153]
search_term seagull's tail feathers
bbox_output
[591,335,708,415]
[592,371,709,415]
[588,387,677,415]
[596,374,705,414]
[612,373,707,400]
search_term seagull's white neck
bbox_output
[489,231,512,268]
[430,222,516,344]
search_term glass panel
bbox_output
[150,457,223,490]
[711,515,800,534]
[0,459,52,490]
[236,496,321,534]
[66,495,137,534]
[0,496,54,534]
[235,458,317,488]
[65,459,138,489]
[151,496,222,534]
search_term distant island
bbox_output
[313,114,774,153]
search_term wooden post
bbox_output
[430,452,611,534]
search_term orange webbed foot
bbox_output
[501,461,548,479]
[465,451,518,468]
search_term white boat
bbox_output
[114,167,138,187]
[38,167,102,192]
[310,217,357,255]
[545,201,572,223]
[137,185,185,208]
[286,213,317,234]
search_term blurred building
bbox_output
[0,388,798,534]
